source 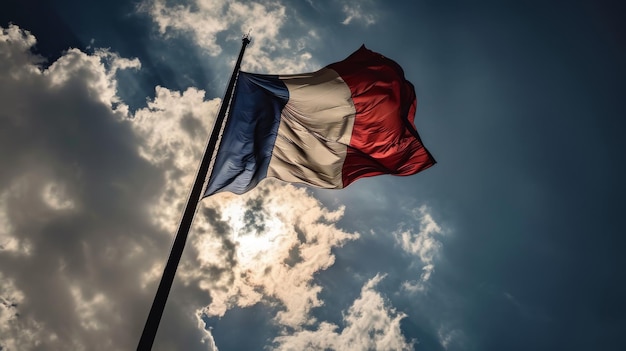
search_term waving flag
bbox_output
[204,45,435,196]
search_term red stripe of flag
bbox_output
[328,45,436,187]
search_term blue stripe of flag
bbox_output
[205,73,288,195]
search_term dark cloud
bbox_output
[0,25,169,350]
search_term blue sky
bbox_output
[1,0,625,350]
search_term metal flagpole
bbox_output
[137,35,251,351]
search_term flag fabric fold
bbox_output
[204,45,435,196]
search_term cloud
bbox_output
[1,24,149,350]
[141,0,320,73]
[189,183,360,329]
[0,272,41,350]
[272,274,413,351]
[0,24,218,350]
[340,0,378,26]
[395,205,444,293]
[437,325,465,350]
[132,85,220,234]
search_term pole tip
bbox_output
[243,29,251,45]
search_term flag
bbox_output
[204,45,435,196]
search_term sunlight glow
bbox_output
[221,198,288,268]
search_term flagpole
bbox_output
[137,35,251,351]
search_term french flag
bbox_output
[204,45,435,196]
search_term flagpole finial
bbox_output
[243,29,252,45]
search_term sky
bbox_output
[1,0,625,350]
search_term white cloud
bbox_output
[70,285,110,331]
[141,0,320,73]
[0,186,24,254]
[195,311,219,350]
[186,182,360,329]
[340,1,378,26]
[46,47,140,118]
[132,85,220,233]
[272,274,413,351]
[437,325,465,350]
[0,272,44,351]
[42,182,76,210]
[142,0,229,56]
[0,24,44,78]
[395,205,444,293]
